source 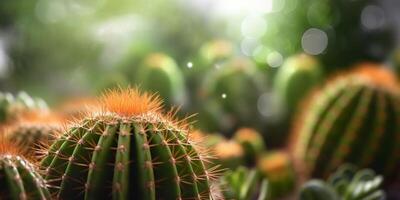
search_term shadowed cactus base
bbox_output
[293,64,400,178]
[40,88,218,200]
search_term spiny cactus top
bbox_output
[40,88,219,200]
[0,91,47,123]
[0,138,50,200]
[292,64,400,178]
[136,53,187,107]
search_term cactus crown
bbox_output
[41,87,219,200]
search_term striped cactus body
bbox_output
[293,64,400,178]
[40,88,216,200]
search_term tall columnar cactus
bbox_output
[300,164,385,200]
[233,128,266,166]
[0,91,47,123]
[200,57,268,133]
[292,64,400,178]
[135,53,187,107]
[40,88,218,199]
[0,138,51,199]
[274,54,324,113]
[257,151,296,199]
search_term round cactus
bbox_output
[212,140,244,170]
[0,91,47,123]
[300,164,385,200]
[292,64,400,178]
[257,151,296,199]
[233,128,266,166]
[40,88,218,199]
[135,53,187,107]
[0,138,50,199]
[274,54,324,113]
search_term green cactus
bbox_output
[40,88,217,199]
[220,167,269,200]
[0,91,47,123]
[233,128,266,166]
[0,141,51,199]
[293,64,400,178]
[300,164,385,200]
[212,139,245,170]
[201,57,268,133]
[135,53,187,107]
[274,54,324,113]
[257,151,296,199]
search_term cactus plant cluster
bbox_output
[300,164,385,200]
[40,88,219,199]
[0,91,47,124]
[292,64,400,179]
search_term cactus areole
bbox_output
[40,88,217,200]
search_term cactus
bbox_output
[40,88,218,199]
[257,151,296,199]
[212,139,244,170]
[220,167,269,200]
[136,53,187,107]
[200,57,268,134]
[0,91,47,123]
[292,64,400,178]
[274,54,324,113]
[300,164,385,200]
[233,128,266,166]
[0,138,51,199]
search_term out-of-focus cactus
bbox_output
[200,57,268,134]
[0,138,51,199]
[300,164,385,200]
[212,140,244,170]
[40,88,218,199]
[233,128,266,166]
[220,167,269,200]
[257,151,296,199]
[274,54,324,113]
[135,53,187,107]
[292,64,400,179]
[0,91,47,123]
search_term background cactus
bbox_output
[292,64,400,179]
[135,53,187,108]
[300,164,385,200]
[0,91,47,123]
[257,151,296,199]
[0,138,50,200]
[212,139,244,170]
[274,54,324,114]
[40,88,218,199]
[233,128,266,166]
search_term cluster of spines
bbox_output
[40,88,221,200]
[293,65,400,178]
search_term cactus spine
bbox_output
[0,139,50,200]
[293,64,400,178]
[40,88,217,199]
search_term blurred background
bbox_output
[1,0,400,145]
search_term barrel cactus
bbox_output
[0,138,51,199]
[292,64,400,178]
[0,91,47,123]
[274,54,323,113]
[40,88,218,199]
[233,128,266,166]
[257,151,296,199]
[300,164,385,200]
[135,53,187,107]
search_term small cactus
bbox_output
[233,128,266,166]
[274,54,323,113]
[257,151,296,199]
[0,91,47,123]
[40,88,219,199]
[136,53,187,107]
[300,164,385,200]
[212,140,244,170]
[0,138,51,199]
[292,64,400,178]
